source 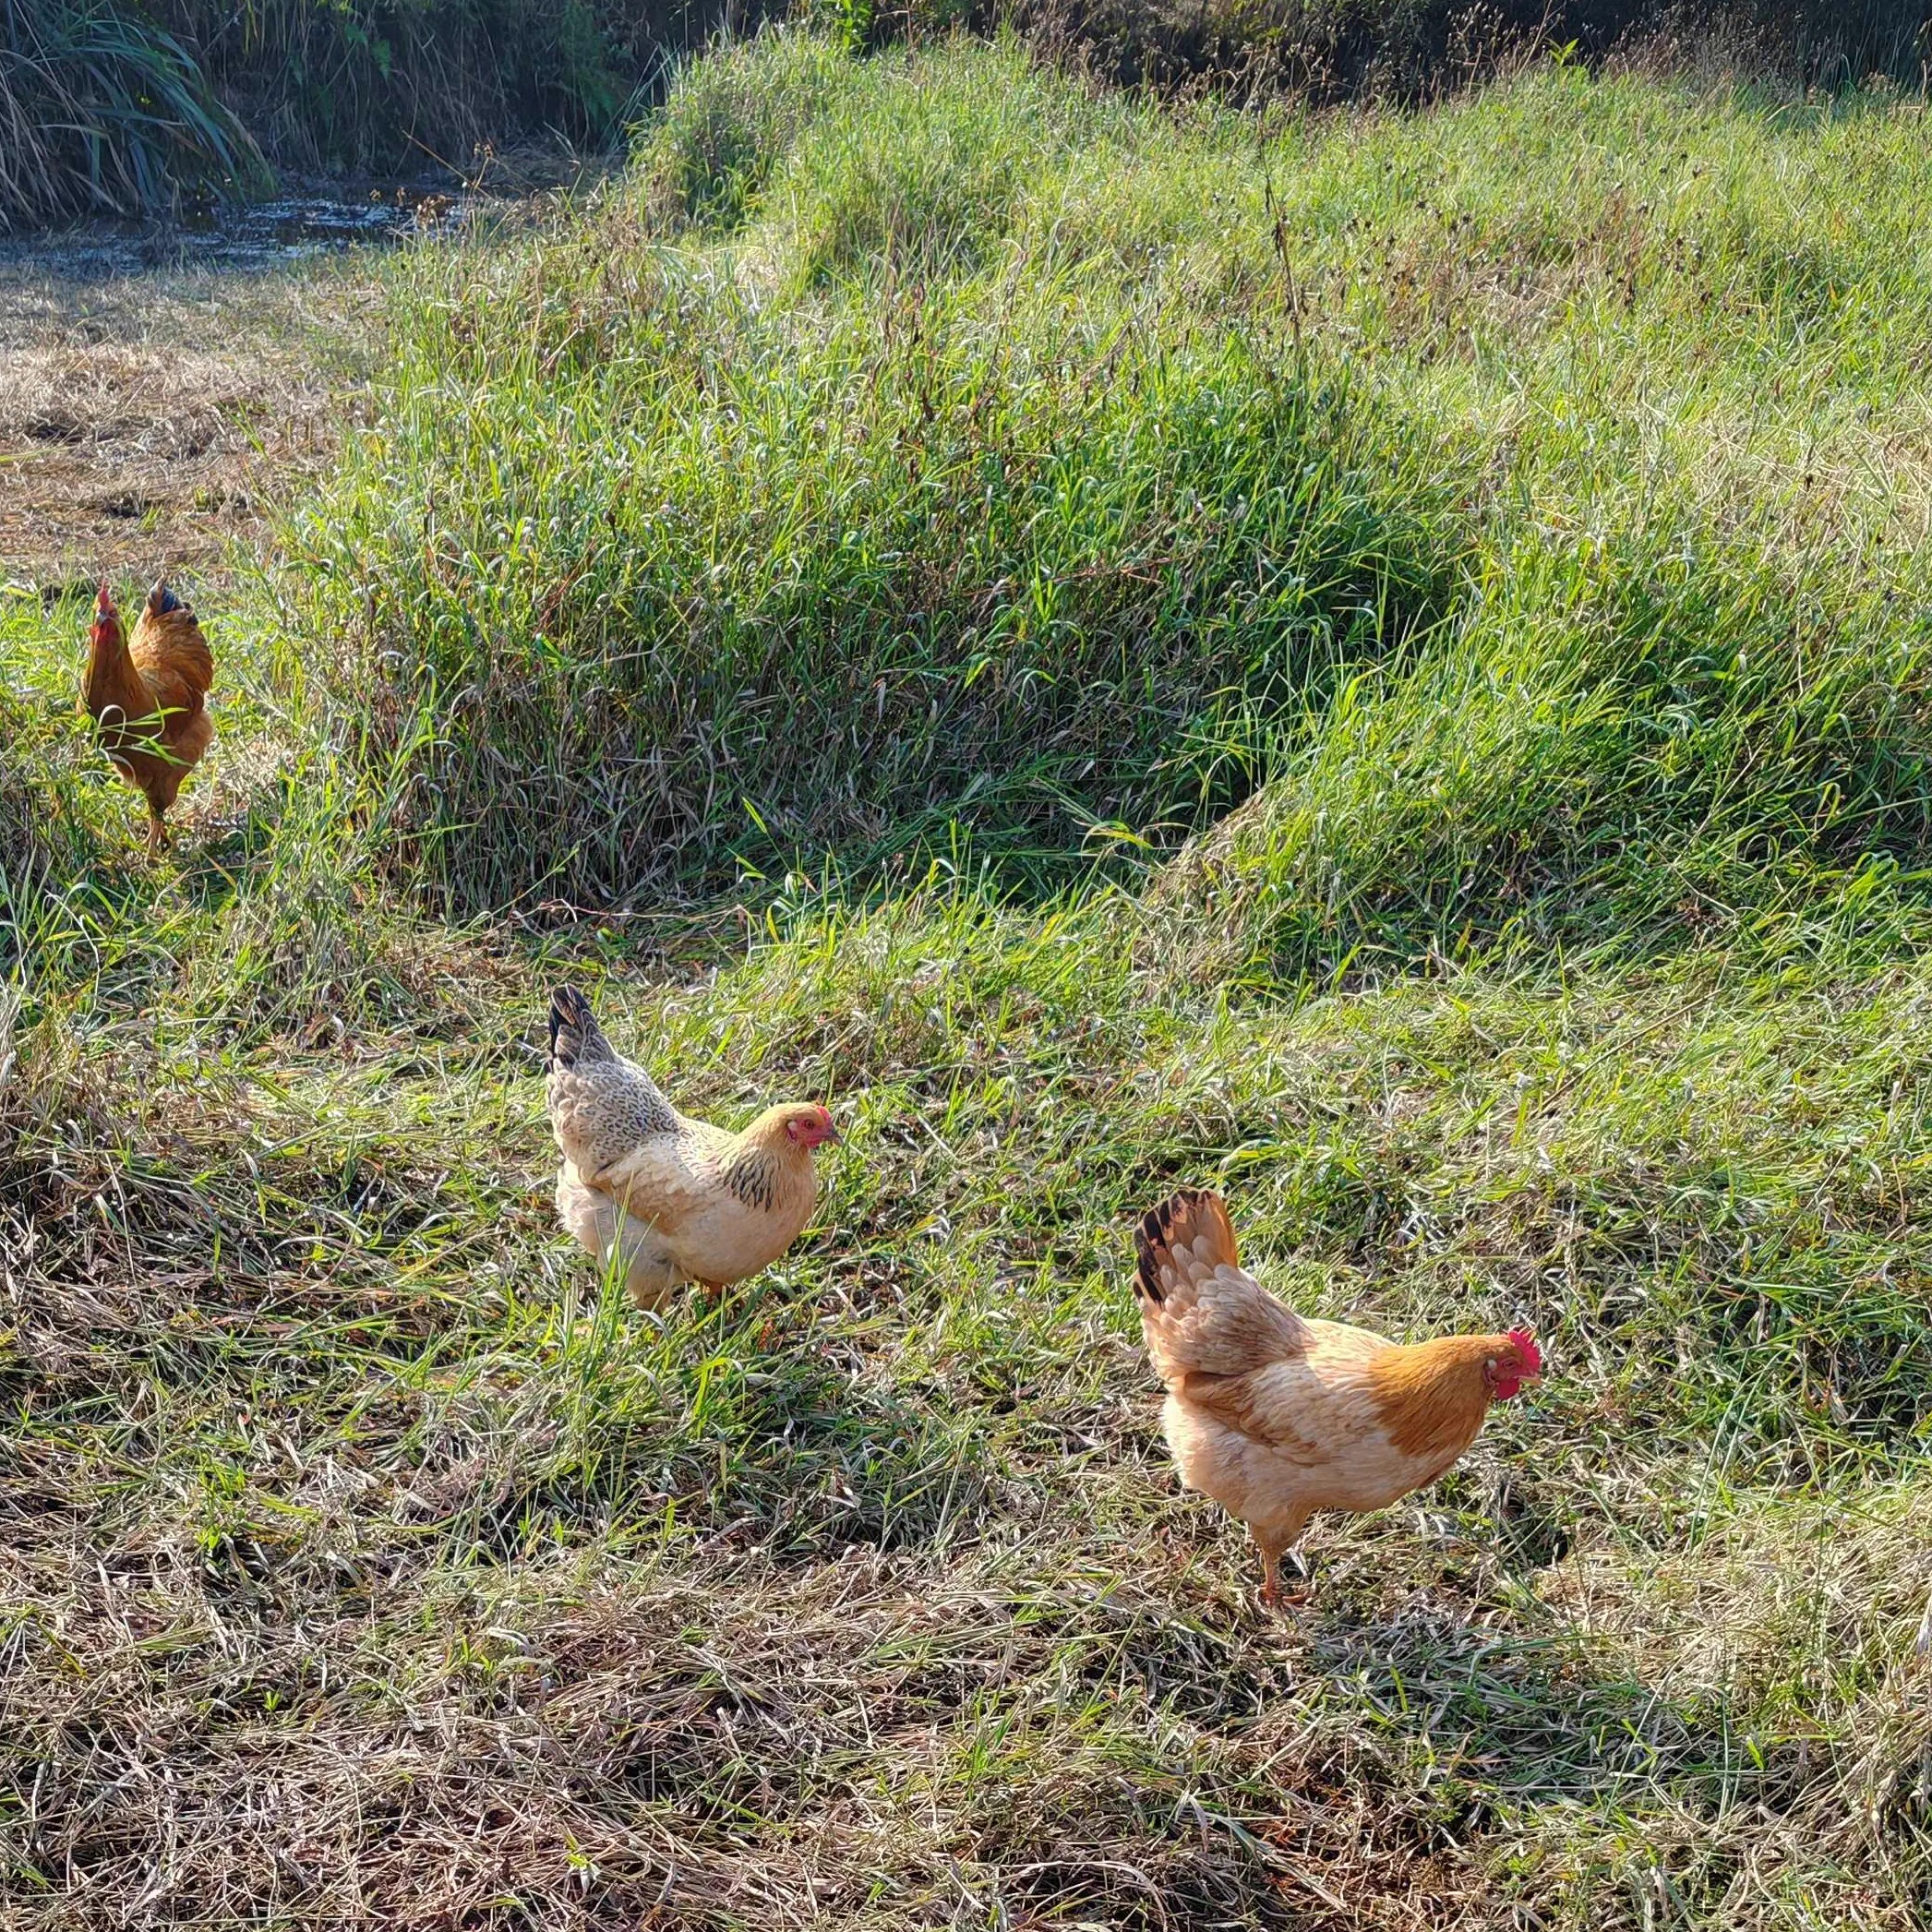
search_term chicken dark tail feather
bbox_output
[1135,1189,1210,1306]
[547,984,611,1070]
[1134,1203,1172,1306]
[1134,1187,1236,1309]
[146,579,186,618]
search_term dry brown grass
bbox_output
[0,246,377,587]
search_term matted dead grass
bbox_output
[0,246,378,588]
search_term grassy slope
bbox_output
[6,30,1932,1929]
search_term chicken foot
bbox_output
[1257,1550,1311,1613]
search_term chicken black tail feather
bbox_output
[1134,1206,1169,1305]
[547,984,609,1070]
[1134,1187,1236,1308]
[1135,1187,1201,1306]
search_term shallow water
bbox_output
[0,181,478,282]
[181,186,477,263]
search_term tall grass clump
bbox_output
[0,0,777,225]
[638,25,852,230]
[0,0,265,224]
[283,42,1466,914]
[293,31,1932,955]
[157,0,702,170]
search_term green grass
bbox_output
[11,4,1924,227]
[6,28,1932,1928]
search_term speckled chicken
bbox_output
[545,984,838,1310]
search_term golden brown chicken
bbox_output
[81,580,215,855]
[1134,1188,1542,1610]
[546,984,839,1310]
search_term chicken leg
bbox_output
[1254,1506,1312,1613]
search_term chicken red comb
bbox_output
[95,580,114,615]
[1506,1327,1542,1375]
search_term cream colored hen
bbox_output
[545,985,838,1309]
[1135,1188,1542,1609]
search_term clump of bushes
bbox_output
[973,0,1932,99]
